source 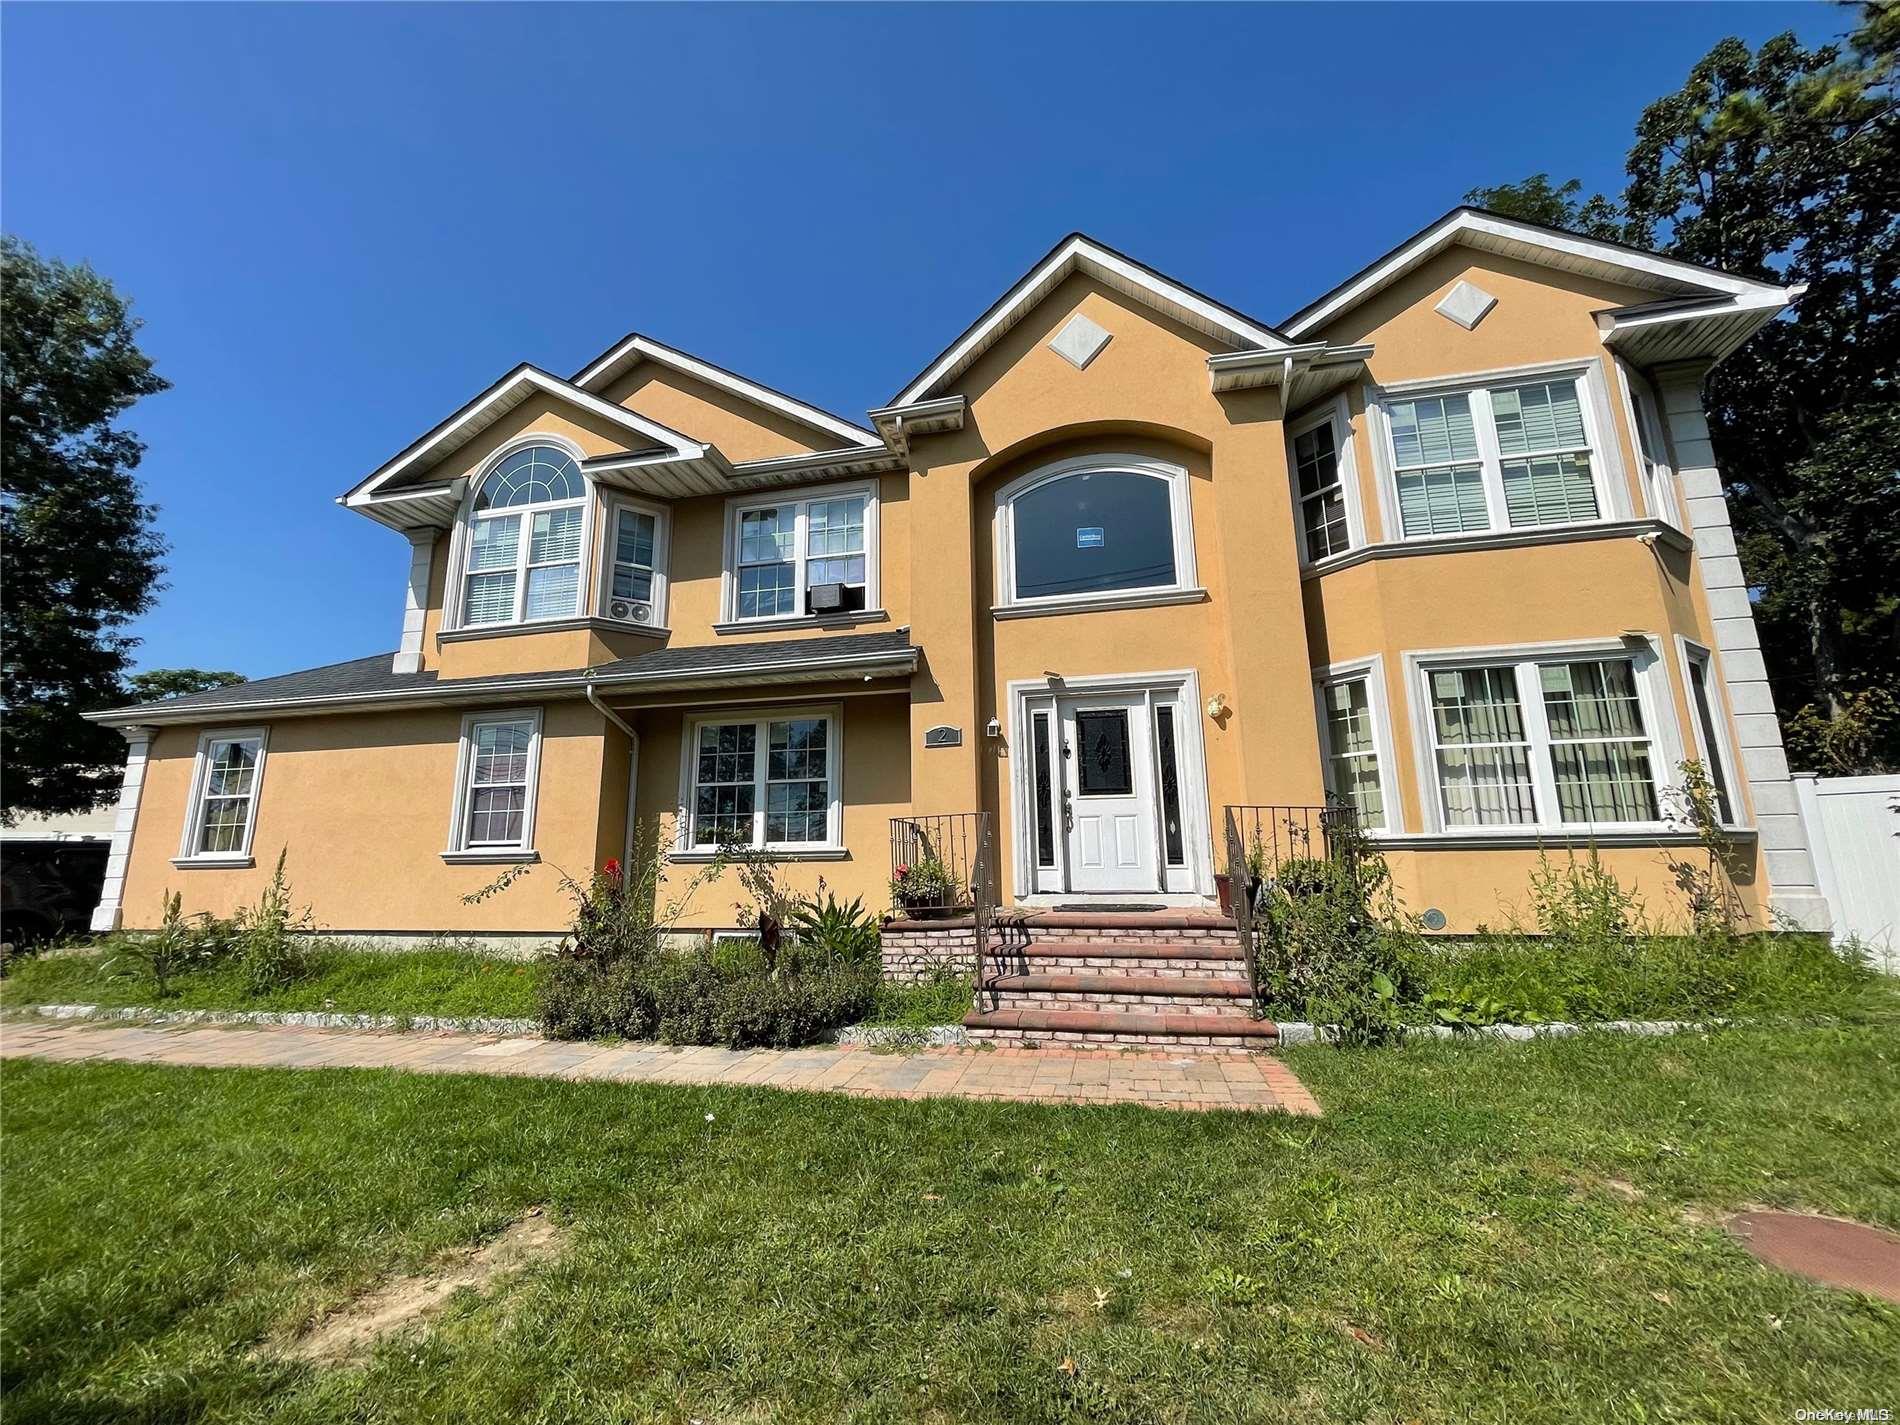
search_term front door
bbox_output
[1059,694,1156,893]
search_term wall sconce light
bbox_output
[1205,693,1229,720]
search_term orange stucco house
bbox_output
[89,209,1826,953]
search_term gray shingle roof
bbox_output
[97,629,917,723]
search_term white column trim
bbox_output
[392,530,435,675]
[1654,364,1828,929]
[90,726,154,932]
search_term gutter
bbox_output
[585,681,638,739]
[86,646,922,728]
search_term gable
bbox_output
[1311,247,1661,385]
[936,270,1238,455]
[1284,207,1780,341]
[891,233,1291,408]
[596,361,840,465]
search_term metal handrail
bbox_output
[1224,805,1259,1012]
[972,812,994,1011]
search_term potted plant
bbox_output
[889,854,962,919]
[1214,836,1271,916]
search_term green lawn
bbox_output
[4,1026,1897,1422]
[0,945,543,1020]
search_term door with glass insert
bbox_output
[1058,695,1157,893]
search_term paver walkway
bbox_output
[0,1020,1320,1114]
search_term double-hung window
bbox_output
[1290,406,1356,561]
[180,730,267,862]
[1317,676,1389,829]
[1420,648,1667,832]
[682,708,841,851]
[459,445,589,628]
[1381,369,1608,540]
[1625,370,1683,528]
[447,710,542,858]
[726,485,875,622]
[602,500,668,625]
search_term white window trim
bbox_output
[1287,396,1366,566]
[1675,635,1748,830]
[176,727,269,866]
[719,480,881,626]
[993,453,1200,612]
[1615,357,1683,529]
[443,707,544,862]
[1401,636,1688,837]
[1365,358,1632,547]
[444,435,596,633]
[1312,656,1403,834]
[673,703,845,855]
[598,495,671,628]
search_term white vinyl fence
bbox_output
[1794,773,1900,973]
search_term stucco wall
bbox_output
[118,701,617,936]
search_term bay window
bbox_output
[1379,368,1610,540]
[681,708,841,851]
[1318,676,1388,829]
[1418,646,1670,833]
[725,484,876,623]
[458,445,589,628]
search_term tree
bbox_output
[125,668,246,703]
[1466,5,1900,771]
[1462,173,1630,242]
[2,236,170,821]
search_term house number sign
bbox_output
[924,725,962,748]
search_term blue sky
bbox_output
[2,1,1844,680]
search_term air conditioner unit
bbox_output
[607,598,655,625]
[808,582,846,614]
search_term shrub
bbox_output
[1251,820,1417,1046]
[789,886,880,966]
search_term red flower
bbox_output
[895,864,910,878]
[602,858,622,879]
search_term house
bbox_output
[87,210,1829,963]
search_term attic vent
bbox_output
[1435,281,1498,331]
[1049,313,1112,370]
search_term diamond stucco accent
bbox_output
[1049,312,1112,370]
[1435,280,1498,331]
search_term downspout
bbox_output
[587,681,641,868]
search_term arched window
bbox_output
[460,444,589,626]
[997,456,1196,609]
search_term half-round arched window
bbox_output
[460,443,589,627]
[997,456,1196,608]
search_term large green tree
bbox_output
[1468,5,1899,772]
[2,236,170,820]
[125,668,245,703]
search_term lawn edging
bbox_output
[13,1003,540,1037]
[836,1023,971,1049]
[1275,1016,1722,1044]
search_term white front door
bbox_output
[1059,694,1156,893]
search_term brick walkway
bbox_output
[0,1020,1320,1115]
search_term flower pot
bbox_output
[1214,874,1234,917]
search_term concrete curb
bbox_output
[835,1023,971,1049]
[1275,1017,1719,1045]
[15,1004,541,1037]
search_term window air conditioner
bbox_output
[607,598,655,625]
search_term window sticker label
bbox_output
[1075,526,1105,549]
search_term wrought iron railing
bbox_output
[1223,802,1362,1015]
[888,811,996,1010]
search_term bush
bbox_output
[233,849,313,994]
[789,888,880,965]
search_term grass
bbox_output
[0,943,544,1021]
[862,966,974,1026]
[4,1024,1897,1422]
[1397,931,1897,1027]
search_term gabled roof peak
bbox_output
[889,231,1294,408]
[570,330,880,449]
[1283,206,1790,339]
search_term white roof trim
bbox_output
[572,332,880,449]
[892,234,1291,408]
[1283,209,1785,340]
[345,366,710,508]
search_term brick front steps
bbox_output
[949,911,1272,1053]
